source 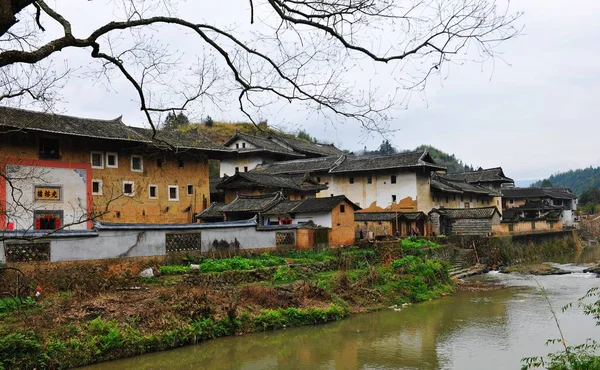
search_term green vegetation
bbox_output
[413,145,475,173]
[0,304,348,370]
[160,252,336,275]
[531,166,600,196]
[161,112,190,131]
[400,237,441,250]
[579,187,600,214]
[0,242,454,369]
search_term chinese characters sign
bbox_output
[35,186,61,200]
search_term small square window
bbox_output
[340,204,346,213]
[392,195,397,202]
[157,157,166,168]
[367,176,372,184]
[235,167,239,173]
[149,185,158,199]
[91,151,104,168]
[242,143,246,148]
[509,199,514,204]
[349,177,354,184]
[236,143,239,149]
[92,179,103,195]
[168,185,179,201]
[178,159,184,168]
[123,181,135,196]
[391,175,397,184]
[464,202,470,209]
[106,152,118,168]
[317,177,321,183]
[187,184,194,195]
[244,166,248,172]
[131,155,143,172]
[40,138,60,159]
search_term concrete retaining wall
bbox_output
[0,220,285,263]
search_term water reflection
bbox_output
[83,248,600,370]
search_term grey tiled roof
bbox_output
[0,106,138,141]
[252,155,344,174]
[501,187,577,200]
[330,151,445,173]
[262,200,304,215]
[512,201,566,211]
[209,177,225,194]
[269,134,344,157]
[264,195,360,215]
[253,149,444,175]
[429,206,501,219]
[217,172,327,191]
[354,211,426,222]
[431,173,501,196]
[290,195,360,213]
[441,167,513,184]
[222,192,286,213]
[224,132,305,157]
[0,106,229,152]
[195,202,226,220]
[354,212,398,221]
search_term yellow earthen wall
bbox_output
[492,220,563,235]
[1,133,211,224]
[330,200,356,246]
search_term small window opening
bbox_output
[39,138,60,159]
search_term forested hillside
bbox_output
[530,167,600,195]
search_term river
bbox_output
[84,247,600,370]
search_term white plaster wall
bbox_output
[220,156,266,177]
[201,227,276,250]
[5,165,88,230]
[316,171,417,209]
[562,210,574,225]
[50,230,165,261]
[0,226,280,262]
[294,212,331,227]
[226,139,256,150]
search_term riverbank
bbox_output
[0,243,453,370]
[0,233,581,369]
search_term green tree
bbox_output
[538,179,553,188]
[297,129,315,143]
[203,115,214,127]
[162,112,190,131]
[377,140,397,155]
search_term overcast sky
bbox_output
[29,0,600,184]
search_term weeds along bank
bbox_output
[0,242,453,370]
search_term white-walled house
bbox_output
[252,150,445,212]
[219,131,342,177]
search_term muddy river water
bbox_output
[84,247,600,370]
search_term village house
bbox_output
[196,193,359,246]
[497,202,564,234]
[433,167,513,213]
[501,187,577,225]
[0,107,229,230]
[429,207,502,236]
[252,150,445,212]
[215,172,327,204]
[354,211,428,239]
[429,173,502,212]
[219,131,343,177]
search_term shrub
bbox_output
[0,332,46,370]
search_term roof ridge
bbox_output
[0,106,125,124]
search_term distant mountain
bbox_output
[414,145,475,173]
[530,167,600,195]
